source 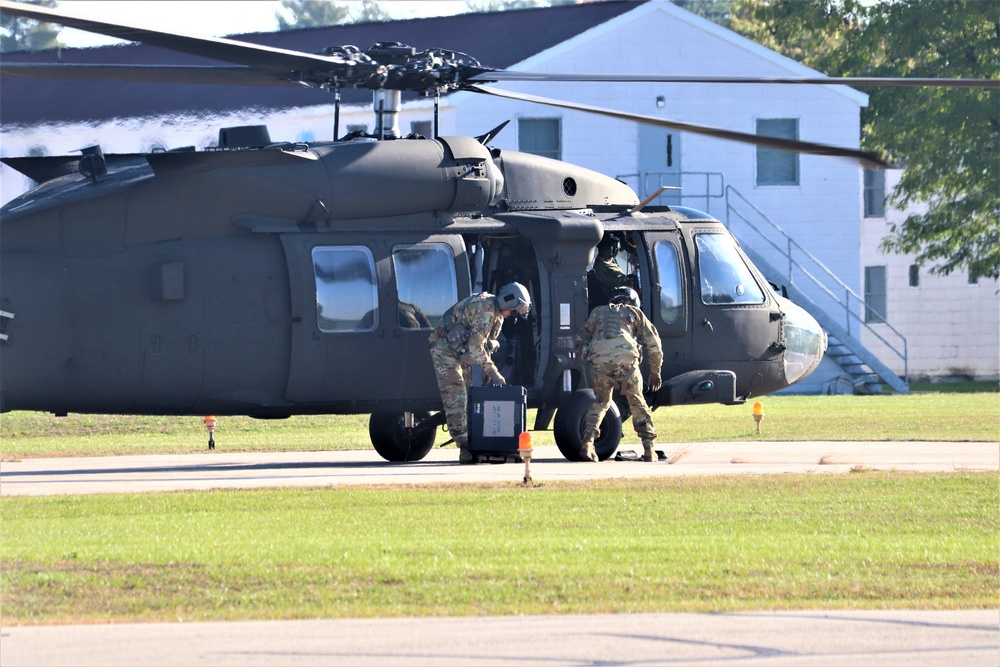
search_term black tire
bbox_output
[553,389,622,461]
[369,412,436,462]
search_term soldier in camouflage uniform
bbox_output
[589,234,632,308]
[575,286,663,462]
[428,283,532,464]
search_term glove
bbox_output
[647,371,662,393]
[485,371,506,386]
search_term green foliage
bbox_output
[2,473,996,622]
[729,0,1000,281]
[673,0,736,30]
[0,0,61,52]
[464,0,545,12]
[275,0,350,30]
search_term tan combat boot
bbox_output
[642,440,656,462]
[579,428,599,462]
[455,433,474,465]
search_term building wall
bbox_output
[861,170,1000,382]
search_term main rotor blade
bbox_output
[471,85,891,168]
[0,0,346,74]
[474,71,1000,89]
[0,63,300,86]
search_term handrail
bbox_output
[722,185,908,385]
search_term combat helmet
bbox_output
[609,286,640,307]
[497,282,532,317]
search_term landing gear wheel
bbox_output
[369,412,436,462]
[553,389,622,461]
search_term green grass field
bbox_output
[2,389,998,460]
[2,473,997,624]
[2,388,997,626]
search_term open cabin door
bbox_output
[281,233,470,407]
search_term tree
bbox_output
[347,0,391,23]
[730,0,999,281]
[275,0,350,30]
[0,0,62,52]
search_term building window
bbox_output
[312,246,379,332]
[908,264,919,287]
[864,265,887,323]
[518,118,561,160]
[756,118,799,186]
[864,169,886,217]
[392,244,457,329]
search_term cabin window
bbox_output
[653,241,683,324]
[312,246,379,332]
[392,244,458,329]
[756,118,799,186]
[864,265,887,323]
[696,233,766,305]
[864,169,886,217]
[518,118,561,160]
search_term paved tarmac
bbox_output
[1,440,997,496]
[2,441,997,666]
[2,610,998,666]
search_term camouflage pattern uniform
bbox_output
[575,303,663,461]
[428,292,506,462]
[589,255,631,308]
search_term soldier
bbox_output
[428,283,532,464]
[575,286,663,462]
[589,234,632,309]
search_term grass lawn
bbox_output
[2,472,996,624]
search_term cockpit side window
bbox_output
[312,246,379,332]
[392,244,458,329]
[696,233,765,305]
[653,241,683,324]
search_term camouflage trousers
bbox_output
[584,365,656,442]
[429,343,473,446]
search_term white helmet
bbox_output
[610,286,640,307]
[497,282,531,317]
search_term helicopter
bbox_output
[1,1,993,462]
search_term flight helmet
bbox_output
[497,282,532,317]
[596,234,619,259]
[609,286,640,307]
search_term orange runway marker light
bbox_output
[204,415,217,450]
[752,401,764,435]
[518,431,533,484]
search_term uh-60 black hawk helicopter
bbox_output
[1,1,993,462]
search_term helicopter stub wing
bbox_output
[469,85,892,169]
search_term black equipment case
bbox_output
[467,385,527,462]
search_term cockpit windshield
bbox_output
[696,233,765,305]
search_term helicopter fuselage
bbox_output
[0,135,825,435]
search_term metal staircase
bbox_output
[723,186,908,394]
[618,170,909,394]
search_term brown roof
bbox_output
[1,1,644,126]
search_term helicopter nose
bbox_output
[778,297,827,387]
